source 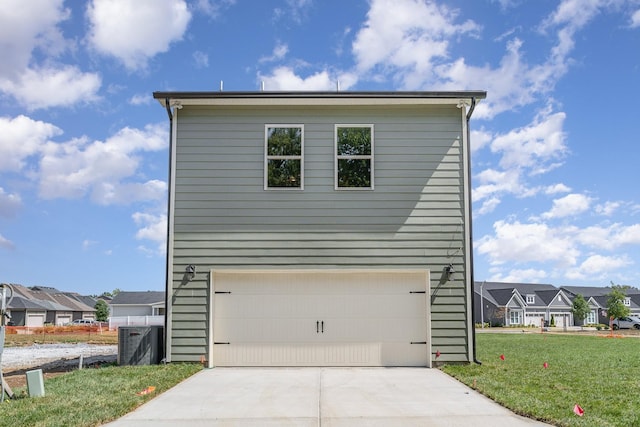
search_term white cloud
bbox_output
[476,220,579,267]
[0,115,62,172]
[0,0,69,78]
[0,188,22,218]
[258,66,357,91]
[595,201,621,217]
[82,239,98,250]
[38,123,168,204]
[491,106,568,171]
[473,168,529,203]
[470,129,492,153]
[194,0,236,18]
[87,0,191,71]
[273,0,313,23]
[259,43,289,63]
[542,193,592,219]
[133,211,167,255]
[477,197,501,216]
[489,268,549,283]
[129,93,152,106]
[193,51,209,68]
[631,9,640,28]
[0,234,14,250]
[578,254,631,275]
[574,223,640,250]
[92,180,167,205]
[352,0,480,89]
[545,183,571,194]
[1,66,101,110]
[566,254,632,280]
[0,1,101,110]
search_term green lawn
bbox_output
[442,333,640,427]
[0,363,202,427]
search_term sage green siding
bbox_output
[170,104,470,363]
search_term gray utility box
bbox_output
[118,326,164,366]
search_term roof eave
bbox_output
[152,90,487,107]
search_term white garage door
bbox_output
[210,269,430,367]
[27,312,45,327]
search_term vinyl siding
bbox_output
[169,104,470,363]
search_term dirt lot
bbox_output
[1,344,117,392]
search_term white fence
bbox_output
[108,315,164,329]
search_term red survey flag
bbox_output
[573,404,584,416]
[500,354,505,360]
[543,362,549,369]
[435,350,441,358]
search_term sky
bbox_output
[0,0,639,296]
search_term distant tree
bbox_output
[571,294,590,329]
[606,283,630,328]
[95,299,109,321]
[97,288,121,298]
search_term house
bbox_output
[474,282,574,327]
[561,286,640,324]
[154,90,486,367]
[110,291,165,316]
[4,284,96,326]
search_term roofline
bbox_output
[153,90,487,107]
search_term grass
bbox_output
[442,333,640,427]
[0,363,202,427]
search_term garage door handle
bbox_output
[321,321,324,333]
[316,321,319,333]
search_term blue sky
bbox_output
[1,0,639,296]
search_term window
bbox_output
[335,125,373,189]
[265,125,303,189]
[509,310,522,325]
[526,295,535,304]
[585,311,597,325]
[624,297,631,307]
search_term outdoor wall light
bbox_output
[444,264,455,281]
[185,264,196,282]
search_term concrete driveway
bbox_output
[104,368,551,426]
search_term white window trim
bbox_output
[624,297,631,307]
[526,295,535,304]
[334,124,374,190]
[509,310,522,325]
[264,124,304,190]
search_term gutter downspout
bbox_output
[465,97,482,365]
[163,98,173,362]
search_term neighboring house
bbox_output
[561,286,640,324]
[154,90,486,367]
[475,282,574,327]
[7,284,96,326]
[5,295,48,327]
[110,291,165,317]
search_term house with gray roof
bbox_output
[5,283,96,326]
[561,285,640,324]
[110,291,165,317]
[475,282,574,327]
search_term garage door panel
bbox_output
[211,269,430,367]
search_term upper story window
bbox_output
[335,125,374,190]
[526,295,535,304]
[624,297,631,307]
[265,125,303,190]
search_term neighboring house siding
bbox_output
[111,305,153,317]
[170,103,470,363]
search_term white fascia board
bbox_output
[161,97,472,107]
